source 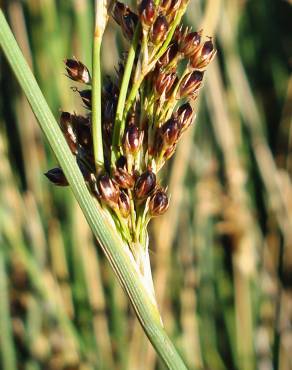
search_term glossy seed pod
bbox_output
[151,15,168,44]
[190,38,216,70]
[158,42,179,67]
[149,189,169,216]
[113,167,135,189]
[140,0,155,28]
[160,117,180,147]
[177,102,193,133]
[78,89,92,109]
[64,59,91,84]
[118,191,131,218]
[59,112,78,154]
[134,169,156,199]
[97,174,120,209]
[123,125,144,155]
[180,31,201,58]
[45,168,68,186]
[178,70,204,98]
[155,71,177,96]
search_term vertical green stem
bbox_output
[111,25,141,164]
[92,0,106,170]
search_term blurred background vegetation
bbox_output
[0,0,292,369]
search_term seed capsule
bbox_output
[151,15,168,44]
[59,112,78,154]
[158,42,179,67]
[118,191,131,217]
[112,1,138,40]
[78,89,92,109]
[155,71,177,96]
[45,168,68,186]
[134,170,156,199]
[160,0,172,13]
[190,38,216,69]
[64,59,91,84]
[140,0,155,28]
[149,189,169,216]
[113,167,135,189]
[97,174,120,209]
[177,103,193,133]
[160,117,179,147]
[180,31,201,58]
[123,125,144,155]
[178,71,204,98]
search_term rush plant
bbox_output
[0,0,215,368]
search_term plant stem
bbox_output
[92,0,106,170]
[0,11,188,370]
[112,24,141,165]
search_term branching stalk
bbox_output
[0,11,188,370]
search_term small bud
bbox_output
[180,31,201,58]
[116,155,128,169]
[190,38,216,69]
[123,125,144,155]
[177,103,193,133]
[112,2,138,40]
[178,71,204,98]
[45,168,68,186]
[151,15,168,44]
[149,189,169,216]
[98,174,120,209]
[163,143,176,160]
[140,0,155,28]
[160,117,179,147]
[119,191,131,217]
[155,71,177,96]
[59,112,78,154]
[158,42,178,67]
[113,167,135,189]
[134,170,156,199]
[167,0,182,19]
[78,89,92,109]
[173,25,189,44]
[160,0,172,13]
[64,59,91,84]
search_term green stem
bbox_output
[112,24,141,163]
[0,11,188,370]
[92,0,105,170]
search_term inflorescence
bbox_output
[45,0,216,254]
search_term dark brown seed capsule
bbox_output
[160,0,172,13]
[97,174,120,209]
[76,124,92,150]
[45,168,68,186]
[177,103,193,133]
[59,112,78,154]
[190,39,216,69]
[155,71,177,96]
[149,189,169,216]
[123,125,144,155]
[167,0,182,18]
[64,59,91,84]
[116,155,128,169]
[160,117,179,147]
[158,42,179,67]
[78,89,92,109]
[151,15,168,44]
[119,191,131,217]
[178,71,204,98]
[134,170,156,199]
[140,0,155,28]
[122,11,139,40]
[113,167,135,189]
[180,31,201,58]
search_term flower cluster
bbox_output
[45,0,215,251]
